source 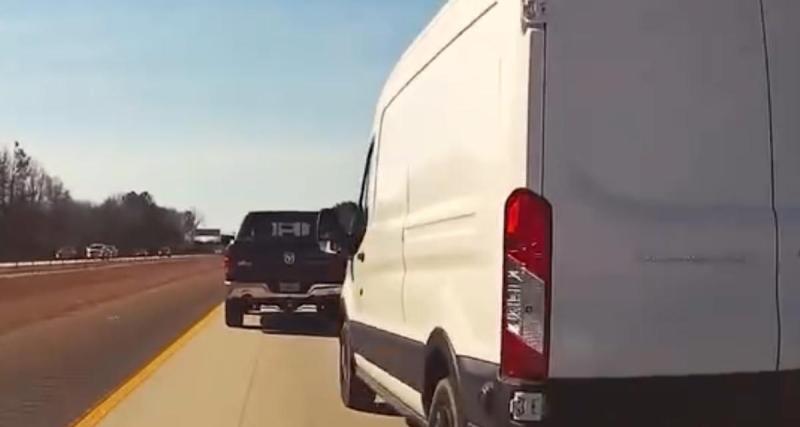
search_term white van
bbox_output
[319,0,799,425]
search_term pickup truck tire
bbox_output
[340,324,379,413]
[428,378,461,427]
[225,300,244,327]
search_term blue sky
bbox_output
[0,0,441,231]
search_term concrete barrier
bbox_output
[0,255,211,269]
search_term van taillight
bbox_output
[502,189,552,381]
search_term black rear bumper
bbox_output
[458,358,800,427]
[225,281,341,313]
[225,267,346,285]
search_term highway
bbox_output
[0,257,222,427]
[0,256,403,427]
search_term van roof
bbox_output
[373,0,484,132]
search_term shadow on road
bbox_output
[257,313,338,338]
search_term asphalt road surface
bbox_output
[0,257,225,427]
[93,312,405,427]
[0,257,406,427]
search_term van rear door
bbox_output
[543,0,778,378]
[761,0,800,370]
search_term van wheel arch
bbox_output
[423,328,462,416]
[337,299,348,331]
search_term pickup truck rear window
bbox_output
[237,213,317,242]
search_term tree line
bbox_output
[0,142,201,261]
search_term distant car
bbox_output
[86,243,112,259]
[107,245,119,258]
[157,247,172,258]
[131,248,149,257]
[55,246,78,260]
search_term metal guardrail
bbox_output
[0,254,207,269]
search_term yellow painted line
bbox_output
[70,305,222,427]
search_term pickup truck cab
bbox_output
[224,211,348,327]
[320,0,800,426]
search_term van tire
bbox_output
[428,378,462,427]
[225,300,244,327]
[339,324,379,412]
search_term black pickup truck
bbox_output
[223,211,347,327]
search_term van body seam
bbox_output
[756,0,781,370]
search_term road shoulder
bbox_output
[90,311,404,427]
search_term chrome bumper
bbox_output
[224,282,341,300]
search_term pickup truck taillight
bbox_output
[224,250,233,276]
[501,189,552,382]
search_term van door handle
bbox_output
[356,252,365,262]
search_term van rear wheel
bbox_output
[339,324,379,412]
[225,300,244,327]
[428,378,461,427]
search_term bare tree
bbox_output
[0,147,9,210]
[183,208,204,240]
[0,141,203,261]
[9,141,33,205]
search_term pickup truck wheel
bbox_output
[340,324,378,412]
[225,300,244,327]
[428,378,461,427]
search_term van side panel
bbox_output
[544,0,778,378]
[763,0,800,371]
[353,94,408,335]
[399,0,529,364]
